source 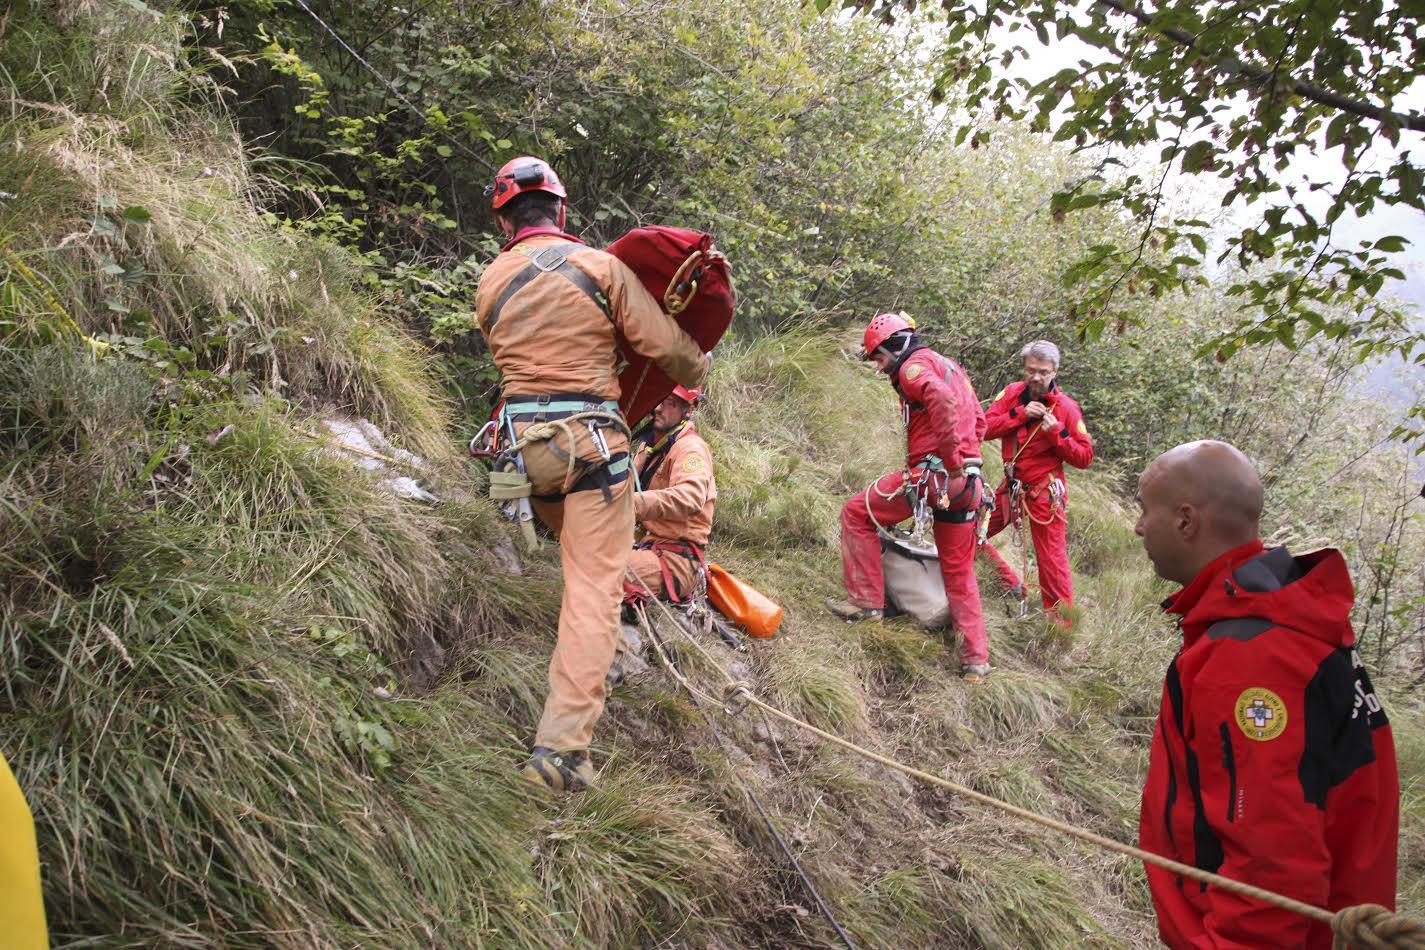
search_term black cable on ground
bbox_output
[642,615,858,950]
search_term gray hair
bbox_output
[1020,339,1061,369]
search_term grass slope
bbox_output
[3,4,1422,947]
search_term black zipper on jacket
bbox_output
[1219,724,1238,824]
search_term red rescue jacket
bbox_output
[889,346,986,476]
[1140,541,1399,949]
[983,380,1093,486]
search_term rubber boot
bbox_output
[520,747,596,793]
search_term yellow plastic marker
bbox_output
[0,752,48,948]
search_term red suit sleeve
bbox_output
[1184,658,1327,949]
[901,361,964,472]
[1041,398,1094,469]
[983,386,1020,441]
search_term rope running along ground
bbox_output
[630,574,1425,950]
[626,592,857,949]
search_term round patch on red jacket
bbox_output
[1234,688,1288,741]
[682,455,702,473]
[904,364,922,381]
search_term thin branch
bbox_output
[1093,0,1425,133]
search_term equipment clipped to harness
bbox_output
[488,459,539,551]
[477,395,631,549]
[976,486,996,544]
[1048,476,1066,510]
[1007,475,1026,530]
[479,402,542,552]
[912,456,983,527]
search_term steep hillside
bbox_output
[3,3,1423,947]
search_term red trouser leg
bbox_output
[932,510,989,666]
[840,471,912,608]
[1027,493,1072,628]
[976,483,1021,590]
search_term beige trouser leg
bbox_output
[519,423,634,753]
[625,548,669,599]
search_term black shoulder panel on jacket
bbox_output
[1299,647,1386,809]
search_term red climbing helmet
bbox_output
[862,312,915,359]
[486,156,566,211]
[671,384,703,408]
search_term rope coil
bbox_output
[509,409,628,493]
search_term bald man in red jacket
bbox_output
[1135,440,1397,948]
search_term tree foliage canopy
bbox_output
[844,0,1424,386]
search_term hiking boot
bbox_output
[960,663,993,684]
[1005,584,1029,619]
[824,598,883,623]
[520,747,595,793]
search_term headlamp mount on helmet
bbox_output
[487,157,567,212]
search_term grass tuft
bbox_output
[966,671,1069,742]
[949,850,1112,947]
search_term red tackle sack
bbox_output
[606,226,735,426]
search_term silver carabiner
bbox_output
[469,420,497,458]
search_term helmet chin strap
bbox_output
[557,202,567,232]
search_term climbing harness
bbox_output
[484,242,612,335]
[629,576,1425,950]
[479,395,632,550]
[862,456,983,544]
[631,418,690,490]
[997,418,1069,601]
[635,538,706,604]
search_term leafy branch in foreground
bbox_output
[839,0,1424,376]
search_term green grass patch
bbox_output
[949,851,1113,947]
[965,671,1068,742]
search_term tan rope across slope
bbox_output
[629,575,1425,950]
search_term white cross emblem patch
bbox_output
[1248,700,1273,729]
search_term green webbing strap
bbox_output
[505,398,620,417]
[488,468,532,500]
[488,467,539,551]
[918,454,948,474]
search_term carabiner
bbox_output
[469,420,498,458]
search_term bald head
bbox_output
[1134,440,1263,584]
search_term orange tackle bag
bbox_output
[705,563,782,639]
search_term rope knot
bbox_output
[1331,903,1425,950]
